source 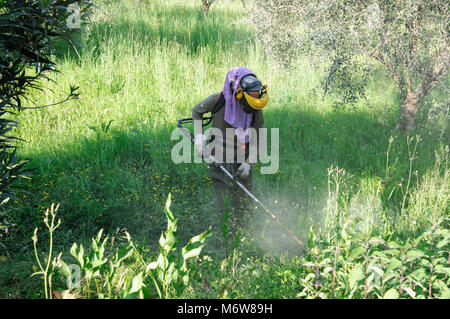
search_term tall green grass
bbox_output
[12,0,448,242]
[1,0,448,298]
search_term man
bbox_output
[191,67,268,232]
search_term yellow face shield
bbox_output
[242,86,269,110]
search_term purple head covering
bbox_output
[223,67,256,143]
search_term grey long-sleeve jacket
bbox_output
[192,92,265,170]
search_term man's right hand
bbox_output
[194,134,207,158]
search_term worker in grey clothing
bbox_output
[191,67,268,231]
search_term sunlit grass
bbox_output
[10,0,449,251]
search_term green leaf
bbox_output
[182,273,189,286]
[307,225,316,250]
[95,229,104,245]
[409,268,427,282]
[383,249,401,256]
[437,238,449,249]
[440,289,450,299]
[124,292,139,299]
[182,228,211,260]
[163,230,178,252]
[164,193,175,222]
[372,250,388,260]
[385,257,402,274]
[69,243,78,258]
[318,258,332,267]
[158,233,166,249]
[348,246,365,261]
[57,259,71,278]
[404,287,416,298]
[419,258,431,267]
[323,266,333,275]
[369,237,385,245]
[370,265,384,277]
[91,258,106,268]
[85,269,93,281]
[77,244,85,268]
[434,265,450,277]
[383,288,399,299]
[349,266,364,289]
[387,241,401,249]
[304,273,316,282]
[128,272,145,296]
[145,262,158,272]
[116,246,134,263]
[405,250,425,262]
[433,279,449,292]
[434,229,449,237]
[140,287,151,299]
[156,254,168,272]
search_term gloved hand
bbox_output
[237,163,251,179]
[194,134,207,158]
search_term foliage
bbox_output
[45,194,211,299]
[31,203,61,299]
[146,193,211,298]
[57,227,149,299]
[1,0,448,299]
[322,54,370,109]
[295,140,450,299]
[297,218,449,299]
[248,0,449,130]
[0,0,94,237]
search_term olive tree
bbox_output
[248,0,449,131]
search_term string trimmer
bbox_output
[176,117,305,248]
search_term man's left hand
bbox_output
[237,163,251,179]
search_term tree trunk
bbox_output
[201,0,214,18]
[395,91,422,132]
[395,58,446,132]
[202,5,209,18]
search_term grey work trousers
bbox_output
[209,163,253,228]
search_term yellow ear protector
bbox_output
[243,85,268,110]
[235,86,244,100]
[235,84,269,110]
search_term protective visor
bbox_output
[242,86,269,110]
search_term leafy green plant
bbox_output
[297,141,449,299]
[50,226,144,299]
[146,193,211,298]
[88,120,115,142]
[297,185,449,299]
[53,193,211,299]
[31,203,62,299]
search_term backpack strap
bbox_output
[212,91,225,114]
[201,92,226,128]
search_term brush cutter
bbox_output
[176,117,305,248]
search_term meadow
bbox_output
[0,0,448,299]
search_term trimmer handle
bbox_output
[176,118,195,142]
[176,117,213,143]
